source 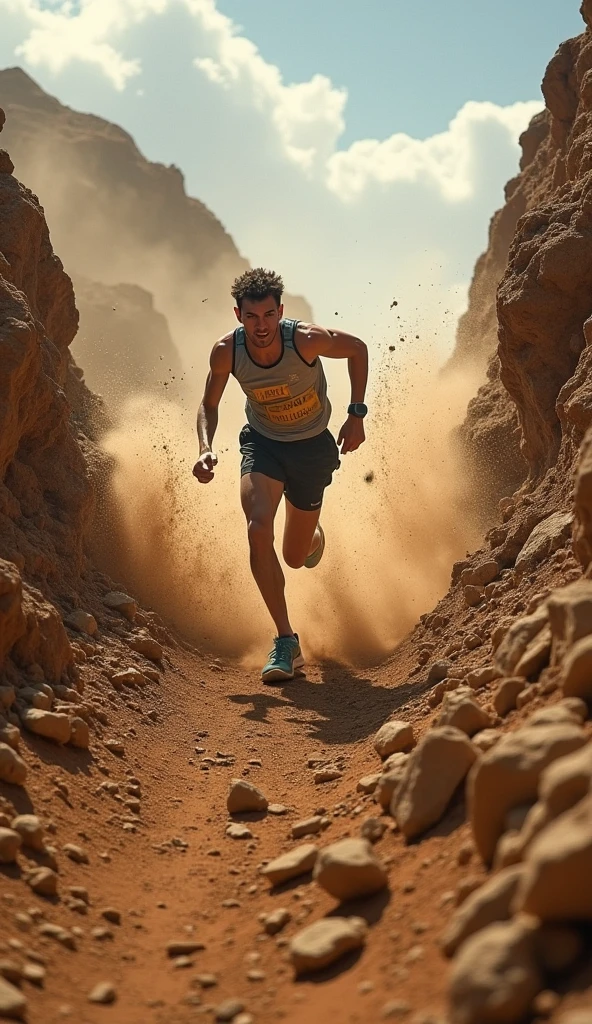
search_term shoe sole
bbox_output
[304,524,325,569]
[261,653,304,684]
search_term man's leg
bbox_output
[240,472,294,636]
[282,500,322,569]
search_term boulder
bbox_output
[472,729,501,753]
[436,688,494,736]
[493,677,526,716]
[65,609,98,636]
[312,838,388,901]
[494,605,549,676]
[375,765,407,810]
[562,634,592,699]
[516,791,592,920]
[127,631,162,661]
[393,726,477,840]
[441,865,525,957]
[226,779,268,814]
[468,723,587,864]
[0,742,27,785]
[539,742,592,817]
[515,512,573,571]
[373,720,415,758]
[513,626,552,678]
[290,916,367,976]
[20,708,71,744]
[449,918,542,1024]
[262,844,318,886]
[547,580,592,665]
[103,591,137,621]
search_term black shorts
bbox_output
[239,424,340,512]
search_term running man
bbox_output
[193,268,368,683]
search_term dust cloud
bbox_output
[101,346,483,669]
[8,134,485,667]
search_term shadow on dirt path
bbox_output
[227,659,431,745]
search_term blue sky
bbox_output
[216,0,583,143]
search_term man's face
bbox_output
[235,295,283,348]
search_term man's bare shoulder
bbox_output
[210,332,234,374]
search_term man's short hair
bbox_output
[231,268,284,310]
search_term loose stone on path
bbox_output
[290,917,367,975]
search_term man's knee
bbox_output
[247,517,274,553]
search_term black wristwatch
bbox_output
[348,403,368,418]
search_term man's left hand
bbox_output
[337,414,366,454]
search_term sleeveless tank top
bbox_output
[231,319,331,441]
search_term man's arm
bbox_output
[296,325,368,454]
[193,338,232,483]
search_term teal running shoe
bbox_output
[261,634,304,683]
[304,524,325,569]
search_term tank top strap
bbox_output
[281,318,300,349]
[231,325,245,377]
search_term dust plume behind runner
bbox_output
[99,336,482,667]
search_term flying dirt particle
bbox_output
[364,471,374,483]
[334,312,339,316]
[390,300,398,308]
[389,346,396,352]
[202,298,209,303]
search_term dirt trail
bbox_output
[2,636,466,1024]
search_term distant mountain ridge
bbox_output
[0,66,312,403]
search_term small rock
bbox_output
[215,998,245,1021]
[103,591,137,621]
[373,720,415,758]
[104,739,125,756]
[263,908,291,935]
[0,828,21,864]
[262,844,318,886]
[471,729,500,754]
[22,962,45,986]
[195,974,217,988]
[290,916,367,975]
[267,804,287,815]
[292,816,323,839]
[0,742,27,785]
[38,923,76,949]
[69,717,90,749]
[12,815,44,851]
[435,688,493,737]
[0,976,27,1020]
[492,678,525,716]
[28,868,58,898]
[357,773,381,795]
[463,585,483,607]
[314,768,343,784]
[127,632,163,661]
[63,843,89,864]
[166,941,205,957]
[360,817,387,843]
[101,908,121,925]
[88,982,117,1004]
[227,779,268,814]
[313,838,388,900]
[65,609,98,636]
[226,823,253,840]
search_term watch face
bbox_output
[351,403,367,416]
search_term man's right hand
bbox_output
[193,451,218,483]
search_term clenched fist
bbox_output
[193,451,218,483]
